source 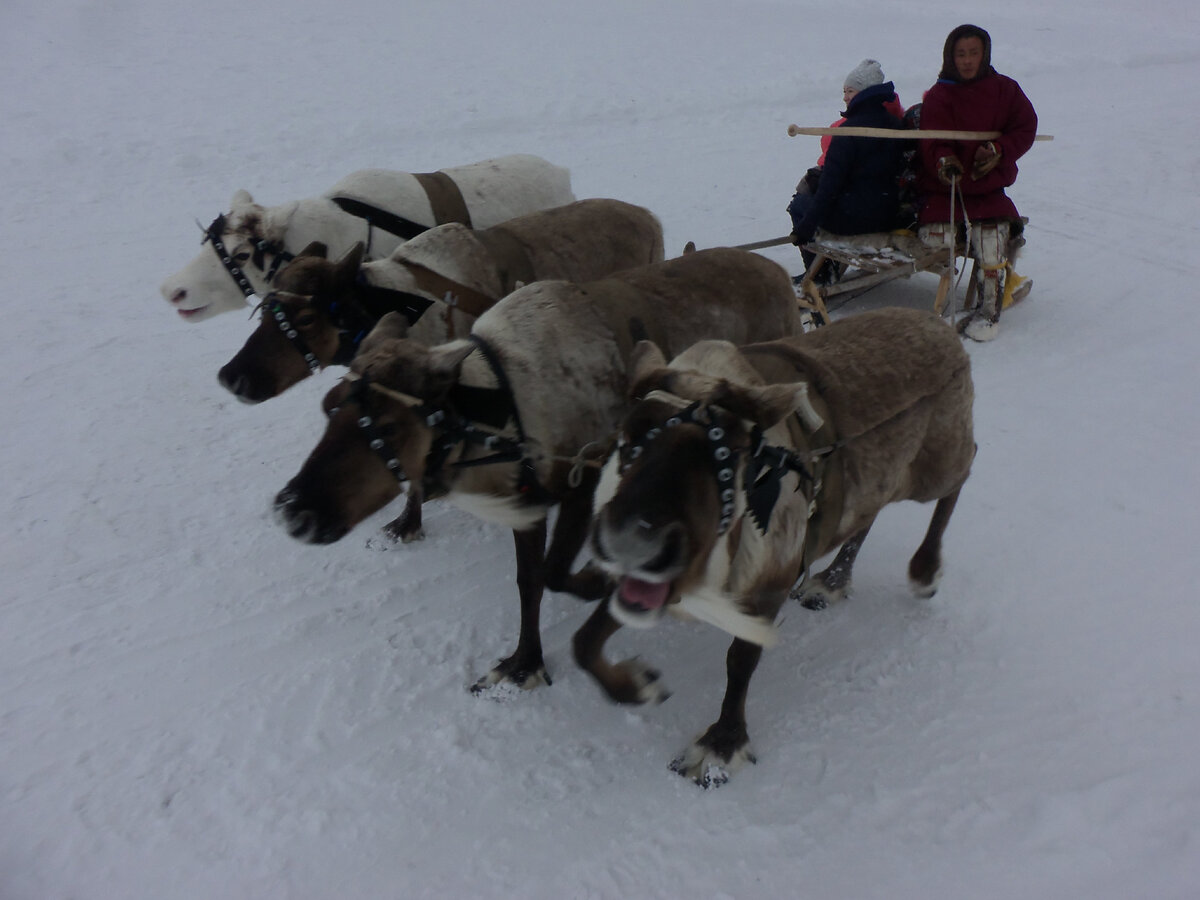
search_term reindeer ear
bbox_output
[360,312,410,348]
[333,242,365,283]
[297,241,328,259]
[628,341,671,398]
[420,342,475,398]
[714,381,822,430]
[231,189,254,208]
[631,340,667,376]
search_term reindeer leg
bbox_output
[471,522,551,692]
[380,487,425,544]
[544,473,612,601]
[671,637,764,788]
[572,601,670,705]
[792,521,875,609]
[908,487,962,598]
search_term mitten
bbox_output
[937,155,964,186]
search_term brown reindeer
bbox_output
[273,248,806,691]
[219,198,664,542]
[581,307,976,786]
[218,198,665,405]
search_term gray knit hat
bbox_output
[844,58,885,92]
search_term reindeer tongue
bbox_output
[618,577,670,612]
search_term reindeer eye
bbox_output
[234,251,251,262]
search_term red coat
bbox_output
[917,71,1037,223]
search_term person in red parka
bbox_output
[918,24,1037,341]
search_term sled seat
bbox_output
[796,229,955,324]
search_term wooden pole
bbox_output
[787,124,1054,141]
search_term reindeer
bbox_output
[160,155,573,322]
[220,198,664,543]
[272,248,806,691]
[217,199,665,405]
[581,307,976,786]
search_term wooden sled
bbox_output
[795,229,957,326]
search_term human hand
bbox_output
[972,142,1001,179]
[937,155,964,186]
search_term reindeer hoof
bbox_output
[616,659,671,705]
[470,662,551,696]
[791,581,845,610]
[669,742,756,788]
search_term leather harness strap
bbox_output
[404,263,500,320]
[329,170,473,242]
[413,171,473,229]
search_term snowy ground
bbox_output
[3,1,1200,898]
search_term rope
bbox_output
[944,175,974,322]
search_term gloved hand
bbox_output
[972,141,1002,179]
[791,225,815,246]
[936,155,964,186]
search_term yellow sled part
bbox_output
[1002,266,1032,309]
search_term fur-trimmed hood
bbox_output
[938,23,994,83]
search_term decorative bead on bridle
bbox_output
[200,214,294,303]
[621,401,741,535]
[261,293,321,373]
[623,397,830,538]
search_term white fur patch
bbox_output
[592,450,622,514]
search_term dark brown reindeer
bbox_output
[219,198,665,542]
[273,248,806,691]
[579,307,976,786]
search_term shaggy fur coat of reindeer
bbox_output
[273,248,805,690]
[220,199,664,543]
[583,306,975,785]
[161,154,574,322]
[218,198,665,405]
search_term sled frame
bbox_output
[795,229,978,324]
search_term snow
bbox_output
[3,1,1199,897]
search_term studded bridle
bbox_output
[200,214,295,303]
[620,397,827,537]
[335,339,540,499]
[259,292,322,374]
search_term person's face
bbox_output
[842,87,858,106]
[954,36,985,80]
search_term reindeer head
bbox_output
[217,243,366,403]
[161,190,293,322]
[272,314,472,544]
[591,340,817,637]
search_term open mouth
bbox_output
[176,305,210,320]
[619,576,671,612]
[611,576,675,629]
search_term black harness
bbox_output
[201,214,294,302]
[261,293,321,373]
[624,400,829,537]
[341,336,549,503]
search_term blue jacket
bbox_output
[792,82,908,242]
